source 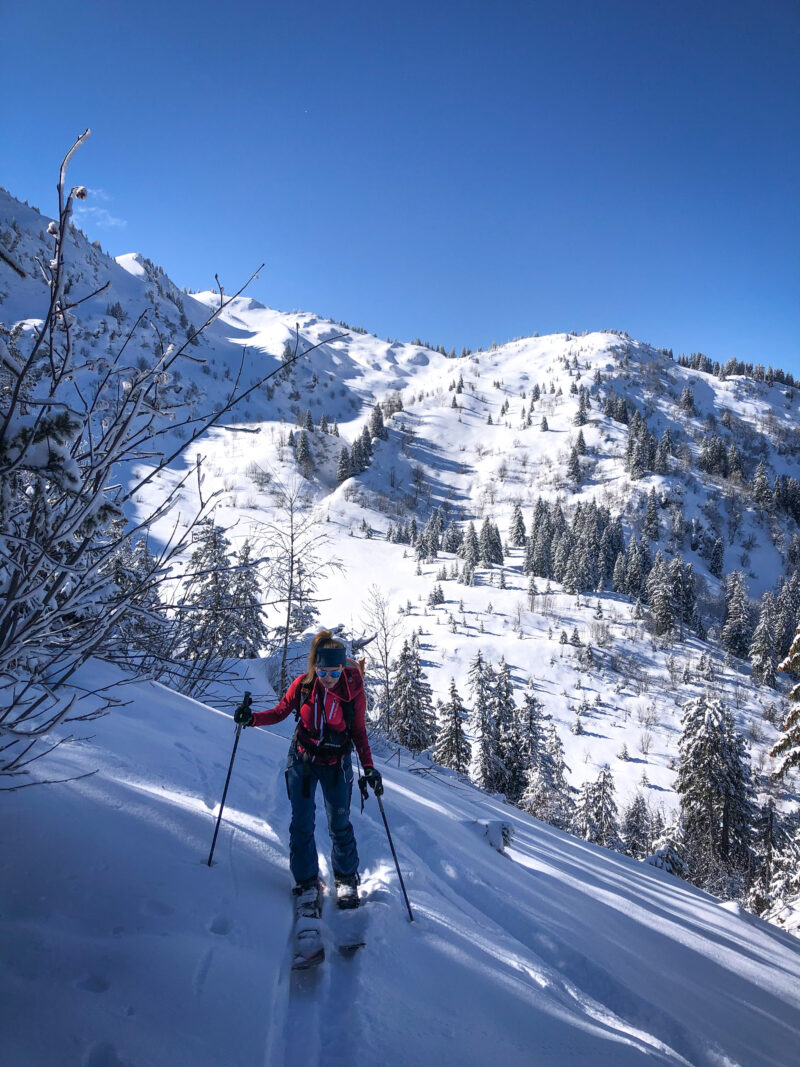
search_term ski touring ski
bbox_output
[329,881,369,957]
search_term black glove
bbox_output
[363,766,383,796]
[234,691,254,727]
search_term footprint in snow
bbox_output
[209,914,232,936]
[77,974,110,993]
[83,1042,132,1067]
[142,899,174,917]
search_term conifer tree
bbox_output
[676,694,756,893]
[773,622,800,780]
[391,638,436,753]
[419,510,443,561]
[433,678,470,774]
[505,679,547,802]
[510,502,527,547]
[459,521,479,584]
[646,817,690,878]
[624,535,650,598]
[478,518,504,566]
[750,592,778,687]
[467,651,505,792]
[776,571,800,659]
[745,799,796,916]
[359,423,373,465]
[336,444,352,484]
[369,403,388,440]
[295,429,314,476]
[654,435,669,474]
[721,570,751,659]
[621,791,651,859]
[574,387,589,426]
[177,520,236,691]
[756,812,800,929]
[645,552,674,635]
[109,534,171,667]
[612,552,627,594]
[492,656,517,796]
[441,520,464,554]
[567,445,581,486]
[753,460,773,512]
[350,436,365,475]
[573,766,620,849]
[644,487,659,542]
[679,386,695,413]
[228,540,270,658]
[519,721,573,829]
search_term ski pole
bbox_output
[207,691,251,867]
[376,793,414,923]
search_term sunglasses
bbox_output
[315,667,342,678]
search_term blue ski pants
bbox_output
[285,748,359,885]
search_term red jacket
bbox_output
[251,667,373,768]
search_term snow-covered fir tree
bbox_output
[621,791,651,859]
[369,402,388,440]
[518,718,573,830]
[646,816,690,878]
[492,656,517,797]
[645,552,674,636]
[746,799,797,917]
[504,678,546,802]
[749,591,778,688]
[227,540,269,658]
[510,502,526,547]
[295,429,314,476]
[176,520,237,691]
[644,487,659,543]
[573,766,621,850]
[108,534,172,669]
[676,694,757,896]
[390,637,435,753]
[720,571,752,659]
[467,650,505,793]
[478,518,504,567]
[433,678,469,774]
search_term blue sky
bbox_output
[3,0,799,369]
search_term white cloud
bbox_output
[73,204,127,229]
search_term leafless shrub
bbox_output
[0,134,342,786]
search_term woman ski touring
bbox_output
[234,629,382,918]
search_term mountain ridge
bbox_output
[2,184,799,936]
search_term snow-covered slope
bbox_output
[2,186,799,848]
[2,662,799,1067]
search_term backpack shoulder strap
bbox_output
[341,697,356,731]
[295,679,313,722]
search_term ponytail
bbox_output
[304,629,346,683]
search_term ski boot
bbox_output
[334,873,360,910]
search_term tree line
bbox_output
[375,638,799,929]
